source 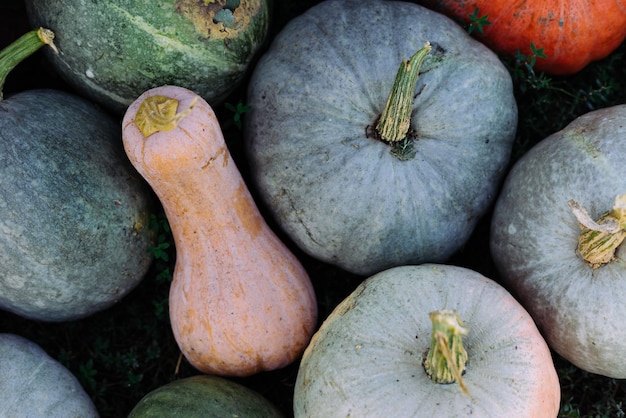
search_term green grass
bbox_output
[1,1,626,417]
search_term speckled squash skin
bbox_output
[122,85,317,377]
[490,105,626,378]
[24,0,269,115]
[0,333,98,417]
[128,375,284,418]
[0,90,154,321]
[244,0,517,276]
[293,264,560,418]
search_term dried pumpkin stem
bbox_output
[375,41,431,143]
[0,27,58,100]
[568,194,626,269]
[135,95,200,138]
[423,309,470,396]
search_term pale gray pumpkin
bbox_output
[293,264,560,417]
[490,104,626,378]
[0,333,98,417]
[244,0,517,276]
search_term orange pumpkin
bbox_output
[419,0,626,75]
[121,85,318,376]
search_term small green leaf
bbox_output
[467,8,491,35]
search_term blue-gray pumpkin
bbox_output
[490,104,626,378]
[244,0,517,276]
[0,90,154,321]
[0,333,98,417]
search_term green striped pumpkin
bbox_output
[24,0,269,114]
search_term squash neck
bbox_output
[373,42,430,160]
[422,309,470,395]
[0,28,57,100]
[568,194,626,269]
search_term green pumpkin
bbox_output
[0,333,98,417]
[244,0,517,276]
[0,89,154,321]
[24,0,269,114]
[128,375,284,417]
[490,104,626,378]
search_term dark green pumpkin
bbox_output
[0,89,154,321]
[24,0,269,114]
[128,375,284,417]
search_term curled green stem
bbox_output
[0,27,58,100]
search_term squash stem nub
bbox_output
[568,193,626,269]
[135,95,200,138]
[0,28,58,101]
[375,42,431,143]
[423,309,470,395]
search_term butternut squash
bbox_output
[122,85,317,376]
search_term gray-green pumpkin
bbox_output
[0,333,99,417]
[0,89,154,321]
[490,104,626,378]
[244,0,517,276]
[24,0,269,114]
[293,265,560,417]
[128,375,284,418]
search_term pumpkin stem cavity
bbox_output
[0,27,58,100]
[568,194,626,269]
[135,95,200,138]
[375,41,431,158]
[177,0,260,39]
[422,309,470,396]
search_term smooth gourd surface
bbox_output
[490,105,626,378]
[128,375,284,418]
[419,0,626,75]
[0,333,98,417]
[245,0,517,276]
[294,264,560,418]
[0,89,154,321]
[24,0,269,114]
[122,85,317,377]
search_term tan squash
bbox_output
[122,85,318,376]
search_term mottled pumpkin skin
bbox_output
[245,0,517,276]
[490,105,626,378]
[294,265,560,418]
[0,90,154,321]
[419,0,626,75]
[25,0,269,114]
[0,333,98,417]
[128,375,284,418]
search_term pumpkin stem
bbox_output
[375,42,431,143]
[422,309,470,396]
[135,95,200,138]
[0,28,58,101]
[568,194,626,269]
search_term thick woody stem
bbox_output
[375,42,431,143]
[568,194,626,269]
[422,309,470,395]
